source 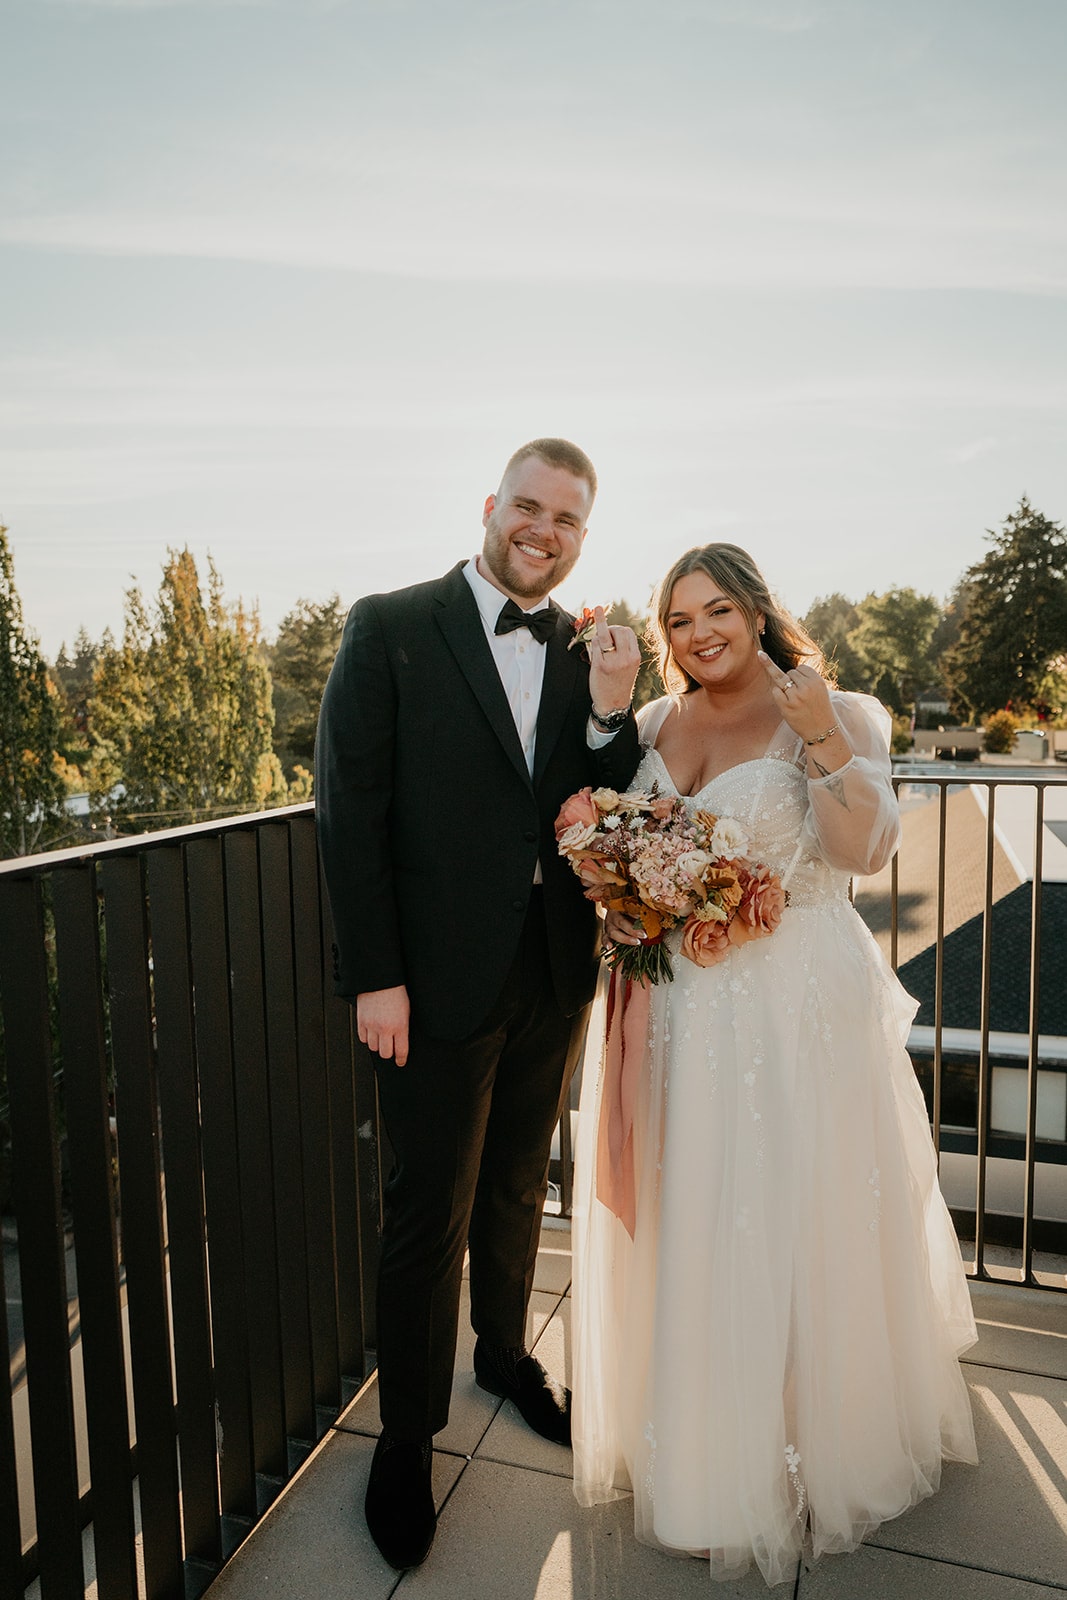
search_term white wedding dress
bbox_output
[572,692,977,1587]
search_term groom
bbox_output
[315,438,641,1569]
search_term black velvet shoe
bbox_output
[364,1432,436,1569]
[473,1341,571,1446]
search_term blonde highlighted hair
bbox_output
[648,543,826,696]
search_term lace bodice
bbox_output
[633,690,900,907]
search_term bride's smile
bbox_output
[666,571,766,694]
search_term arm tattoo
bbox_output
[811,758,850,809]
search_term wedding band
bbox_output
[600,643,617,653]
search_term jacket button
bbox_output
[524,829,537,843]
[513,898,525,911]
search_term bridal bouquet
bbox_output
[555,785,786,984]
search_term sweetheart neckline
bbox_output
[642,745,799,806]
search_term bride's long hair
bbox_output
[649,543,826,696]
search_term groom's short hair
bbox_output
[502,438,598,502]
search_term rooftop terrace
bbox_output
[203,1222,1067,1600]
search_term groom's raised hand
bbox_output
[357,984,411,1067]
[587,605,641,714]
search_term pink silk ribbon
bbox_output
[595,967,652,1240]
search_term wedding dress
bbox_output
[572,692,977,1587]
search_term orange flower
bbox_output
[701,861,744,918]
[681,913,732,967]
[728,865,786,946]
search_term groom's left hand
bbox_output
[588,606,641,712]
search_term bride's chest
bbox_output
[635,747,809,860]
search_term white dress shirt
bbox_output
[463,555,547,778]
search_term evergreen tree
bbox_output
[0,523,66,857]
[942,498,1067,719]
[267,594,347,776]
[53,625,100,738]
[88,549,288,830]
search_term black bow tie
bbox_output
[494,599,557,644]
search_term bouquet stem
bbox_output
[603,936,675,986]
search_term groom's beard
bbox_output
[481,518,581,602]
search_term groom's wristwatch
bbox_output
[590,701,633,733]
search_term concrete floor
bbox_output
[204,1223,1067,1600]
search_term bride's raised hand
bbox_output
[757,651,836,747]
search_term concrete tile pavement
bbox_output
[205,1223,1067,1600]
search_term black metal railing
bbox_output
[882,772,1067,1290]
[0,805,383,1600]
[2,772,1065,1599]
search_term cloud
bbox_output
[3,189,1065,297]
[948,437,999,464]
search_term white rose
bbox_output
[709,816,750,859]
[557,820,598,854]
[676,849,714,882]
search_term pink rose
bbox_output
[728,865,786,947]
[648,796,675,821]
[681,913,733,967]
[555,787,600,840]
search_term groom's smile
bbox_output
[481,456,591,604]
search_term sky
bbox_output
[3,0,1066,660]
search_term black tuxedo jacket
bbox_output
[314,561,641,1041]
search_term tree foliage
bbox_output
[942,498,1067,719]
[88,549,287,830]
[802,594,864,689]
[804,588,943,713]
[605,597,664,709]
[267,594,347,777]
[847,588,942,715]
[0,524,66,856]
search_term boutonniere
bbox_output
[568,604,611,652]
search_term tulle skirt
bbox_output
[572,900,977,1587]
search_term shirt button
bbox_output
[524,692,530,700]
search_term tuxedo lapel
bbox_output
[533,607,581,788]
[432,565,532,789]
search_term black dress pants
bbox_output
[370,890,587,1440]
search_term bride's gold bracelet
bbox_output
[804,725,838,746]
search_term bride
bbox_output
[572,544,977,1587]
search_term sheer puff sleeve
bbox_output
[800,692,901,877]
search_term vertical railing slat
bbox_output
[974,784,996,1279]
[52,865,139,1600]
[145,845,222,1577]
[184,836,256,1524]
[257,824,316,1447]
[290,816,341,1421]
[224,831,286,1487]
[1022,786,1045,1284]
[99,857,184,1600]
[931,786,948,1160]
[0,876,84,1600]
